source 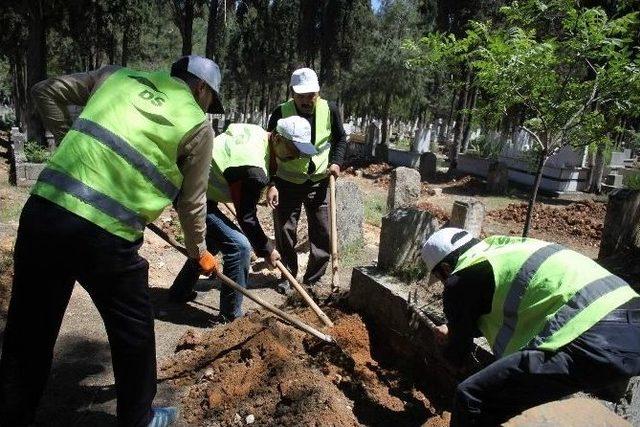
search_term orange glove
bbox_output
[198,250,220,276]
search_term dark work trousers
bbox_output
[273,177,330,285]
[170,202,251,320]
[451,309,640,426]
[0,196,156,427]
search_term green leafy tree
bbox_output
[409,0,640,236]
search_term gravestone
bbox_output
[335,180,364,251]
[377,208,439,271]
[412,127,430,153]
[387,167,421,211]
[599,189,640,258]
[365,122,381,159]
[487,161,509,194]
[419,152,437,182]
[449,198,485,237]
[604,173,624,188]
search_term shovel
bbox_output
[219,203,333,327]
[328,174,340,293]
[146,223,333,343]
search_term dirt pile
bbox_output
[488,200,606,245]
[416,201,450,223]
[158,307,450,426]
[345,163,394,189]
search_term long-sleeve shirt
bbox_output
[30,65,213,258]
[266,100,347,172]
[224,165,273,258]
[442,261,495,366]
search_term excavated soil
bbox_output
[488,200,606,246]
[158,306,450,427]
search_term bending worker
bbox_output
[266,67,346,293]
[0,56,224,427]
[169,117,317,322]
[419,228,640,426]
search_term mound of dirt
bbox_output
[345,163,394,189]
[416,201,450,224]
[488,200,606,246]
[158,307,450,426]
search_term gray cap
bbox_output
[171,55,224,114]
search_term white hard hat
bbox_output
[276,116,317,156]
[290,68,320,94]
[420,227,474,273]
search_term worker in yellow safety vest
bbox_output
[418,227,640,426]
[0,56,225,427]
[169,117,317,323]
[266,67,347,295]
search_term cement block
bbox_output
[377,208,439,271]
[599,189,640,258]
[24,163,46,181]
[504,397,630,426]
[349,267,493,395]
[487,161,509,195]
[335,180,364,251]
[449,198,485,238]
[387,166,421,211]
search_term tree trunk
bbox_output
[461,87,478,153]
[448,69,471,172]
[181,0,194,56]
[588,144,606,194]
[377,93,391,163]
[523,150,548,237]
[121,21,130,66]
[25,0,47,142]
[205,0,219,59]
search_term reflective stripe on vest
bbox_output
[206,123,269,203]
[32,68,205,241]
[453,236,638,357]
[38,168,146,232]
[73,118,179,200]
[276,98,331,184]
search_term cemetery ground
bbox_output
[0,140,615,426]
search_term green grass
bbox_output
[340,238,365,268]
[24,141,51,163]
[364,193,387,227]
[625,173,640,190]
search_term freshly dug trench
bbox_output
[158,306,451,426]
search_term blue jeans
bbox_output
[170,203,251,320]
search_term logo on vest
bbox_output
[138,89,165,107]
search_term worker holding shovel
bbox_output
[0,56,224,427]
[418,228,640,426]
[169,116,318,324]
[266,68,347,296]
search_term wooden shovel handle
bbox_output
[276,261,334,327]
[329,175,340,290]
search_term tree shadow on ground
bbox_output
[34,335,117,426]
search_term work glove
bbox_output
[198,250,220,276]
[267,248,281,269]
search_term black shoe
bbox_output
[167,290,197,304]
[274,279,292,295]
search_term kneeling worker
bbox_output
[169,116,317,322]
[419,228,640,426]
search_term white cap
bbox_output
[275,116,317,156]
[420,228,474,273]
[290,68,320,94]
